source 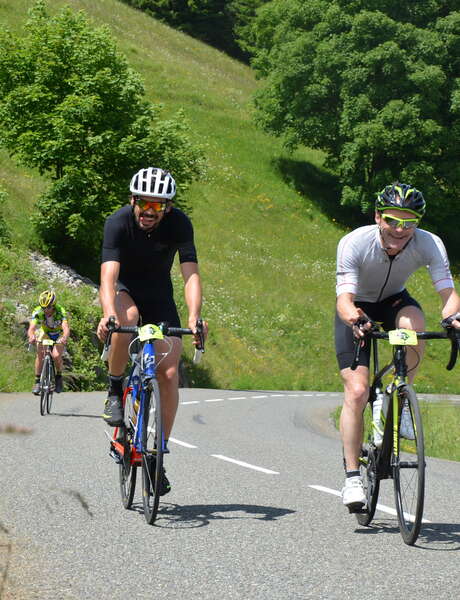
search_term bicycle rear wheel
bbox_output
[141,380,163,525]
[118,427,137,509]
[356,443,380,526]
[393,384,425,545]
[39,356,52,416]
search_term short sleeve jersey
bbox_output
[101,205,197,301]
[336,225,454,302]
[30,304,67,334]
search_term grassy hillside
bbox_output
[1,0,460,395]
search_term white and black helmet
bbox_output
[129,167,176,200]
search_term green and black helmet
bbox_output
[376,183,426,218]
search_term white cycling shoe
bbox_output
[399,403,415,440]
[342,476,366,512]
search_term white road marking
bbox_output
[169,437,197,449]
[181,401,200,405]
[252,395,268,399]
[205,398,225,403]
[308,485,431,523]
[269,394,285,397]
[212,454,279,475]
[228,396,247,400]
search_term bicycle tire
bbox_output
[393,384,425,545]
[118,427,137,509]
[141,380,163,525]
[46,359,54,414]
[356,443,380,526]
[39,355,52,416]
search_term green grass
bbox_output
[1,0,460,403]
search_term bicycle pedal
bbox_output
[347,503,367,514]
[109,447,123,464]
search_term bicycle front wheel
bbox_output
[393,384,425,545]
[46,361,54,414]
[39,356,52,416]
[141,381,163,525]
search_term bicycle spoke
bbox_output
[393,384,425,545]
[141,381,163,525]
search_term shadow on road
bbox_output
[354,518,460,550]
[128,502,296,529]
[51,412,101,419]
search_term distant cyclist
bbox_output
[28,290,70,394]
[335,183,460,512]
[96,167,207,495]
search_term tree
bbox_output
[0,1,204,275]
[245,0,460,246]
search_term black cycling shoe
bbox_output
[103,394,124,426]
[159,467,171,496]
[55,375,63,393]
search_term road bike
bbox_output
[351,321,459,545]
[38,339,56,416]
[102,318,204,524]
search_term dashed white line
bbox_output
[228,396,247,400]
[169,437,197,449]
[308,485,431,523]
[181,401,200,405]
[212,454,279,475]
[252,395,268,399]
[205,398,225,403]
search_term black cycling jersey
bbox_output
[101,205,198,326]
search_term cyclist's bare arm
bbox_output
[98,260,121,341]
[181,261,208,342]
[439,287,460,328]
[58,320,70,344]
[27,322,37,344]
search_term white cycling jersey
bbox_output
[336,225,454,302]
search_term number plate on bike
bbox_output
[388,329,418,345]
[42,339,54,346]
[138,324,164,342]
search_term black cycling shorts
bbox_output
[335,289,422,370]
[116,282,181,330]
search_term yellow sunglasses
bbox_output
[381,214,420,230]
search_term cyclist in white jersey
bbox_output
[335,183,460,511]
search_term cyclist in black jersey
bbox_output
[97,167,207,492]
[335,183,460,511]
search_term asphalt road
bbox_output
[1,388,459,599]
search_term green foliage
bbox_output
[0,1,204,275]
[0,187,12,247]
[121,0,267,61]
[246,0,460,250]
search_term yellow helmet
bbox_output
[39,290,56,308]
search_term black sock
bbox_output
[108,374,123,395]
[35,375,40,382]
[346,470,360,478]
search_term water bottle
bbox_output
[372,388,388,448]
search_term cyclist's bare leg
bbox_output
[340,365,369,471]
[396,306,425,384]
[109,291,139,376]
[35,343,45,377]
[155,336,183,439]
[52,344,65,372]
